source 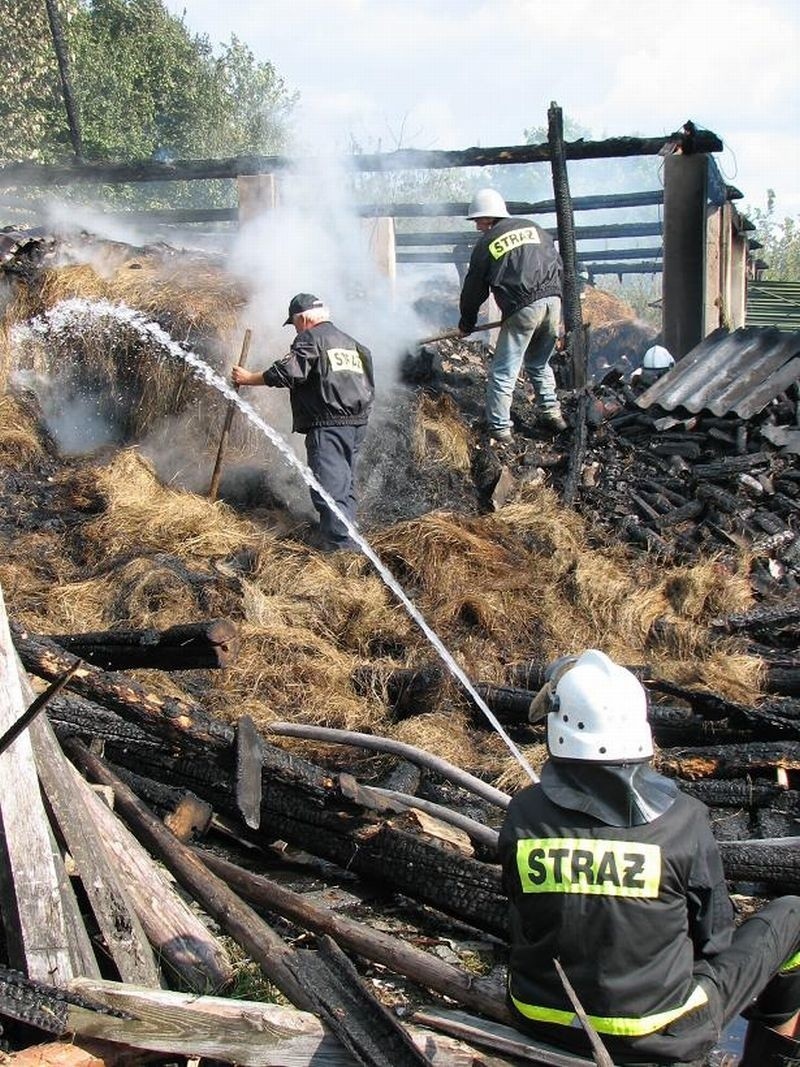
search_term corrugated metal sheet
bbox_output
[636,325,800,418]
[747,280,800,332]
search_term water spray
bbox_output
[13,298,540,785]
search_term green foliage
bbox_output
[0,0,297,208]
[749,190,800,280]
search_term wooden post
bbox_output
[704,203,722,334]
[208,329,251,501]
[663,154,708,358]
[548,102,586,388]
[719,202,734,330]
[730,216,748,328]
[362,216,397,301]
[237,173,278,224]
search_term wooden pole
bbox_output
[548,102,587,390]
[416,319,503,346]
[208,328,252,502]
[0,659,81,755]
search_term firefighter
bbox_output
[458,188,566,441]
[498,649,800,1066]
[232,293,374,552]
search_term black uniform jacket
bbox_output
[263,321,375,434]
[458,217,562,333]
[498,780,734,1055]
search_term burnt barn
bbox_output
[0,110,798,1067]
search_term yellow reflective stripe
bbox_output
[510,984,708,1037]
[327,348,364,373]
[780,950,800,973]
[515,837,661,898]
[488,226,541,259]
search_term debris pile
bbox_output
[0,245,797,1065]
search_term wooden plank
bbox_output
[68,979,512,1066]
[64,739,313,1011]
[61,760,232,993]
[413,1007,597,1067]
[235,713,263,830]
[0,583,80,983]
[28,714,161,987]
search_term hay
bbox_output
[81,450,270,561]
[0,395,46,466]
[219,621,381,732]
[412,394,472,473]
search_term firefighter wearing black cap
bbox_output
[233,293,374,552]
[499,650,800,1066]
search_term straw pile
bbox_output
[0,255,764,787]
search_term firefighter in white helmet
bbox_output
[635,343,675,388]
[458,188,565,440]
[499,649,800,1066]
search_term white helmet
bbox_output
[642,345,674,372]
[466,188,510,220]
[544,649,653,763]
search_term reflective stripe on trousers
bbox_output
[510,982,708,1037]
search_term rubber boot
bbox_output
[739,1023,800,1066]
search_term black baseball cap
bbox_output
[283,293,324,325]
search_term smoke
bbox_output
[228,149,430,383]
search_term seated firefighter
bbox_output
[498,649,800,1066]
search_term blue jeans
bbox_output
[487,297,561,433]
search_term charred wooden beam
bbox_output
[55,706,510,938]
[563,391,591,504]
[197,848,508,1022]
[284,936,436,1067]
[12,623,234,748]
[0,963,130,1035]
[0,128,723,187]
[679,779,800,815]
[658,741,800,780]
[718,841,800,891]
[43,620,241,672]
[693,452,772,480]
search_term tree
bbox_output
[0,0,297,208]
[749,190,800,281]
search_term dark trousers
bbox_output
[305,423,367,551]
[509,897,800,1065]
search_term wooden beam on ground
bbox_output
[28,713,160,987]
[286,936,436,1067]
[0,127,722,187]
[195,847,510,1025]
[413,1006,597,1066]
[12,623,234,747]
[68,978,510,1066]
[44,619,241,672]
[61,757,232,992]
[25,704,160,985]
[64,739,314,1012]
[0,585,87,983]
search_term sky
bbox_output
[163,0,800,219]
